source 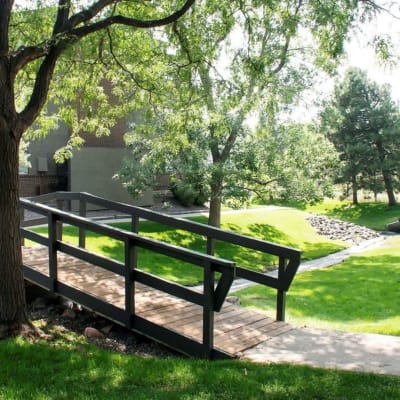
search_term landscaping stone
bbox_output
[84,327,105,339]
[306,214,380,244]
[387,220,400,233]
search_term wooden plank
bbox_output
[22,245,292,358]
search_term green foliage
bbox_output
[170,177,209,207]
[1,338,399,400]
[237,236,400,336]
[118,0,368,225]
[12,3,183,161]
[320,67,400,205]
[243,123,339,204]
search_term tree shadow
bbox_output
[239,254,400,329]
[1,340,398,399]
[326,202,400,229]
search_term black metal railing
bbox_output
[20,192,301,358]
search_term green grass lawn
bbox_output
[305,199,400,231]
[0,337,398,400]
[236,235,400,336]
[30,208,346,285]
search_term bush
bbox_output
[170,179,209,207]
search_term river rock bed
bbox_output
[306,214,380,244]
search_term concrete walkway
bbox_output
[239,235,400,376]
[241,327,400,376]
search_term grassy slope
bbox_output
[236,235,400,336]
[0,338,399,400]
[306,199,400,231]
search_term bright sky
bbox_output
[290,9,400,123]
[343,9,400,102]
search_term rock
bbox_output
[62,299,75,309]
[62,309,76,319]
[306,214,380,244]
[84,327,105,339]
[226,296,241,306]
[100,324,114,334]
[387,220,400,233]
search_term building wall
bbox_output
[70,147,153,207]
[19,175,60,197]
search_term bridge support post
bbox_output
[277,257,287,321]
[125,238,137,329]
[203,261,215,359]
[78,199,86,248]
[276,290,286,321]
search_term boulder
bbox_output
[387,220,400,233]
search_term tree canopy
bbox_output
[0,0,194,338]
[117,0,377,227]
[320,67,400,205]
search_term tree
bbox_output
[243,123,339,204]
[320,67,400,205]
[0,0,195,338]
[119,0,376,227]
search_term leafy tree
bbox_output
[320,67,400,205]
[119,0,376,227]
[0,0,194,338]
[245,123,339,204]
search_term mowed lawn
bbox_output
[236,235,400,336]
[306,199,400,231]
[0,337,399,400]
[30,207,346,285]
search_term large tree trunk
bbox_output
[208,180,223,228]
[382,170,397,206]
[0,126,30,338]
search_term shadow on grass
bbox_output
[324,203,400,231]
[0,339,398,400]
[238,254,400,329]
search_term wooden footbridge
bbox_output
[20,192,301,359]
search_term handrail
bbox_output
[20,198,235,358]
[22,191,302,321]
[21,192,302,357]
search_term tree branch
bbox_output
[18,47,63,134]
[53,0,71,34]
[71,0,196,38]
[15,0,195,136]
[271,0,303,75]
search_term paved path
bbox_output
[241,327,400,376]
[239,235,400,376]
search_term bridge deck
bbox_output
[23,245,293,357]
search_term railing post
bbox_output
[276,257,286,321]
[48,212,58,292]
[203,260,215,359]
[56,199,63,241]
[206,237,215,256]
[131,215,139,234]
[125,238,137,328]
[79,199,86,248]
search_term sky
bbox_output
[344,9,400,101]
[289,8,400,123]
